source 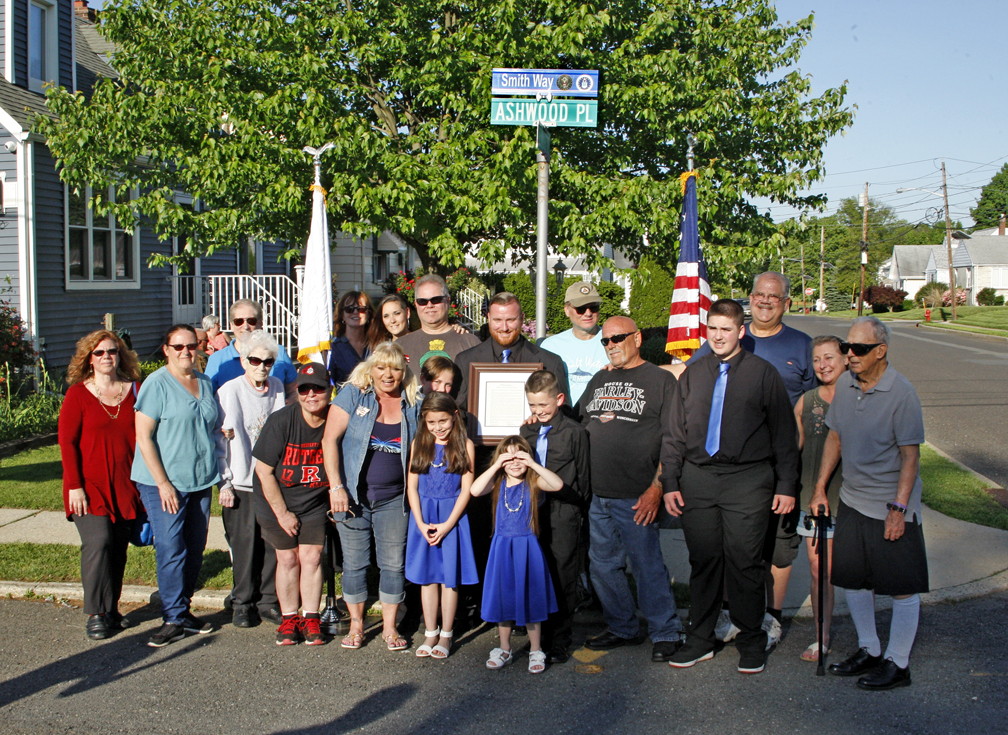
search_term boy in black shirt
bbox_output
[520,370,591,664]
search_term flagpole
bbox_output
[298,143,335,365]
[686,133,695,171]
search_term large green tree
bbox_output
[971,163,1008,229]
[40,0,852,272]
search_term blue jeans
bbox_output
[588,495,682,642]
[137,484,211,624]
[335,495,408,605]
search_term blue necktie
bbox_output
[705,362,730,457]
[501,348,511,364]
[537,424,552,466]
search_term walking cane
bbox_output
[811,504,832,676]
[319,520,347,636]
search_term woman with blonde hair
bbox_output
[322,341,420,651]
[58,329,143,640]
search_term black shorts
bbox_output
[256,504,329,551]
[763,508,801,568]
[832,500,929,596]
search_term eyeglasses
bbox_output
[839,341,883,357]
[232,317,259,327]
[601,331,636,347]
[343,305,370,314]
[91,348,119,357]
[298,384,329,395]
[751,291,784,303]
[247,356,276,368]
[415,295,447,307]
[572,303,600,315]
[168,343,199,352]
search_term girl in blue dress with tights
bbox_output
[470,435,563,674]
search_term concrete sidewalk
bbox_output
[1,503,1007,614]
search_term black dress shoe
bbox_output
[258,606,283,625]
[546,646,570,664]
[86,614,110,640]
[232,607,254,628]
[651,639,682,663]
[829,648,883,677]
[857,659,911,690]
[106,611,131,630]
[585,631,645,650]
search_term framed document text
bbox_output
[466,362,542,445]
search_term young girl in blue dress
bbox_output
[405,392,477,659]
[470,435,563,674]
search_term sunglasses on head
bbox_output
[232,317,258,327]
[839,341,882,356]
[415,295,448,306]
[247,356,276,368]
[91,348,119,357]
[298,384,328,395]
[572,302,600,315]
[343,305,369,314]
[601,331,636,347]
[168,342,199,352]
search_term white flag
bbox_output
[297,184,332,364]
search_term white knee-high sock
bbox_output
[842,587,881,656]
[884,594,920,669]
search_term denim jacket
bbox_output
[332,384,420,512]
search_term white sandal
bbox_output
[415,627,440,658]
[431,630,453,659]
[528,649,546,674]
[485,647,512,669]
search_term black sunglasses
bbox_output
[572,303,600,315]
[167,342,199,352]
[415,295,448,307]
[601,331,636,347]
[298,384,328,395]
[343,305,370,314]
[247,356,276,368]
[839,341,882,356]
[232,317,259,327]
[91,348,119,357]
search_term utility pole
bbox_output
[941,161,957,321]
[857,182,869,315]
[819,225,826,311]
[800,239,807,313]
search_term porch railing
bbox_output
[204,274,301,355]
[456,285,486,330]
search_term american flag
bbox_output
[665,170,711,360]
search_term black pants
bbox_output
[540,499,583,650]
[72,513,133,616]
[222,491,277,614]
[679,461,774,656]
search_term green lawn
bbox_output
[920,445,1008,530]
[812,305,1008,337]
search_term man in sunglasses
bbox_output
[813,317,927,691]
[205,299,298,399]
[396,274,480,369]
[576,316,684,662]
[540,281,609,404]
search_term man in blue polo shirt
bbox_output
[204,299,298,398]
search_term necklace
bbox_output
[502,481,524,513]
[430,444,446,468]
[90,380,125,420]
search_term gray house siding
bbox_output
[10,0,24,88]
[261,241,288,275]
[0,131,19,305]
[0,1,6,78]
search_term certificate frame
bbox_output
[467,362,542,446]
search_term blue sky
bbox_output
[767,1,1007,228]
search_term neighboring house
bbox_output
[886,245,935,297]
[922,232,1008,305]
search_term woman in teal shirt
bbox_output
[132,324,221,648]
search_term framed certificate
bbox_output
[467,362,542,445]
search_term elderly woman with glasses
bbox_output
[215,330,287,629]
[132,324,221,648]
[58,329,144,641]
[328,291,373,385]
[252,362,333,646]
[323,341,421,651]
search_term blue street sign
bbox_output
[491,68,599,98]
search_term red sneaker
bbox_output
[275,616,302,646]
[300,616,327,646]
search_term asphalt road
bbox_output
[1,594,1005,735]
[789,315,1008,488]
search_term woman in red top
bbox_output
[58,329,143,641]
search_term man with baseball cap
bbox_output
[540,281,608,404]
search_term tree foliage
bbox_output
[39,0,852,273]
[971,163,1008,229]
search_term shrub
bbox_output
[915,282,947,308]
[628,257,677,329]
[500,272,624,335]
[824,285,850,313]
[639,327,672,365]
[0,299,36,375]
[977,287,1003,306]
[863,285,907,313]
[0,363,62,442]
[942,288,967,306]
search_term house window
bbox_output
[66,186,141,289]
[991,268,1008,290]
[28,0,57,93]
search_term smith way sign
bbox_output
[490,98,598,128]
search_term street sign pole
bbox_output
[535,124,551,339]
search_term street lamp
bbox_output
[553,259,568,290]
[897,162,958,320]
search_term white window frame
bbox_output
[28,0,58,94]
[65,185,142,290]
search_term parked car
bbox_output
[733,298,751,318]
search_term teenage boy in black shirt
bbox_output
[664,299,798,675]
[520,369,591,664]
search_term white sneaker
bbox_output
[715,609,740,642]
[762,613,782,651]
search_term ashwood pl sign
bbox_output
[490,98,598,127]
